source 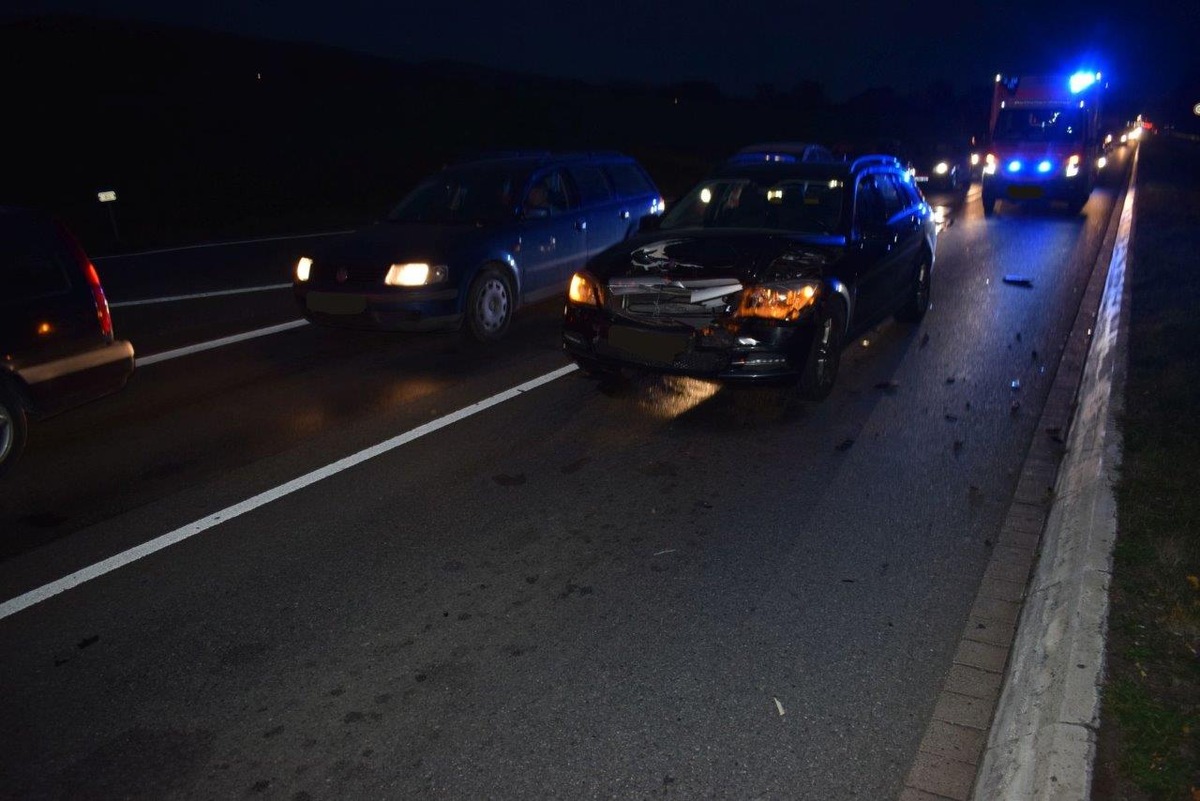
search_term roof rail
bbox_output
[849,154,902,171]
[452,150,553,164]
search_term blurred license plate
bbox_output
[609,326,690,363]
[308,291,366,315]
[1008,185,1044,200]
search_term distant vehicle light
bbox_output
[970,153,981,166]
[1007,160,1022,172]
[1097,156,1108,169]
[1037,160,1053,173]
[1069,71,1097,93]
[700,187,713,204]
[295,257,312,282]
[934,162,949,175]
[1068,155,1081,166]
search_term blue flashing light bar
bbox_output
[1037,160,1053,173]
[1069,71,1100,93]
[1007,160,1023,173]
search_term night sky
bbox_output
[5,0,1198,103]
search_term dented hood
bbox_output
[587,229,842,284]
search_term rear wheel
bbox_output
[796,300,846,402]
[465,267,514,342]
[895,254,932,323]
[0,382,28,479]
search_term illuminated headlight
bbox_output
[1007,160,1022,173]
[983,154,997,175]
[970,153,981,166]
[934,162,949,175]
[1097,156,1108,169]
[384,262,448,287]
[1104,134,1113,145]
[1065,154,1081,178]
[295,256,313,282]
[1037,160,1053,174]
[735,280,820,322]
[567,271,603,307]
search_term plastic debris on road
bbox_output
[1003,275,1035,287]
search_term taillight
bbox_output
[84,261,114,339]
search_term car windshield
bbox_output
[660,178,843,234]
[386,167,522,224]
[993,109,1087,143]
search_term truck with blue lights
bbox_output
[981,72,1106,215]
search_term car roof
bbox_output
[709,154,903,181]
[729,142,834,163]
[449,151,639,170]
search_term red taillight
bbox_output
[84,261,114,339]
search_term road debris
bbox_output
[1003,275,1034,287]
[1011,400,1022,415]
[1011,379,1021,391]
[835,438,855,452]
[945,414,959,423]
[654,549,676,557]
[919,333,930,348]
[875,380,900,394]
[946,376,956,384]
[774,697,785,716]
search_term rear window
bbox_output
[603,163,654,198]
[0,216,73,303]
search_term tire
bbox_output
[982,191,997,216]
[796,299,846,402]
[895,253,932,323]
[0,382,28,479]
[464,267,514,342]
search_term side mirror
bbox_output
[638,214,662,233]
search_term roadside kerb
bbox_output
[900,156,1136,801]
[970,152,1135,799]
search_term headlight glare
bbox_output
[568,272,602,307]
[384,262,448,287]
[934,162,949,175]
[736,281,820,321]
[296,257,313,282]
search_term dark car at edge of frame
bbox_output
[562,154,936,400]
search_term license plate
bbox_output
[609,325,690,363]
[1008,185,1044,200]
[307,291,366,315]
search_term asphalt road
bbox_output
[0,151,1132,800]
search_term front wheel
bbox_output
[895,255,932,323]
[796,300,846,402]
[465,267,514,342]
[0,382,29,479]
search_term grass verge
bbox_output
[1094,134,1200,799]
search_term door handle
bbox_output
[575,219,587,231]
[620,210,630,220]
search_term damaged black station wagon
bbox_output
[562,154,936,400]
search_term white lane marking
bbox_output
[136,320,309,367]
[0,363,579,621]
[93,230,355,261]
[112,284,291,308]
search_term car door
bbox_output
[850,173,898,325]
[566,163,621,260]
[517,167,587,302]
[877,173,923,300]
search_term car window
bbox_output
[386,167,522,224]
[525,168,578,215]
[659,179,842,233]
[566,165,612,206]
[0,216,73,304]
[875,174,906,219]
[854,177,886,229]
[603,163,654,198]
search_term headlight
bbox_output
[934,162,949,175]
[1065,155,1081,178]
[983,154,997,175]
[296,257,313,282]
[1097,156,1108,169]
[567,271,603,307]
[384,262,448,287]
[970,153,981,166]
[735,280,820,321]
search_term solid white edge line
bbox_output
[93,230,356,261]
[112,284,292,308]
[0,363,580,621]
[135,320,309,367]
